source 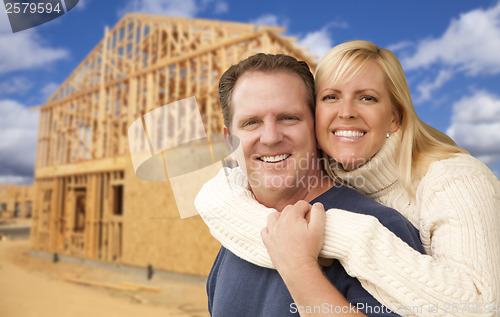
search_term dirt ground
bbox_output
[0,227,210,317]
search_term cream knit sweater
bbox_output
[194,133,500,317]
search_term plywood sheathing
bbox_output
[31,13,316,276]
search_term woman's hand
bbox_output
[261,201,326,275]
[261,201,367,317]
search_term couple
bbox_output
[195,40,500,316]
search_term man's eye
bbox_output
[243,120,258,127]
[282,116,298,121]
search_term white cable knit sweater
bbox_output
[194,133,500,317]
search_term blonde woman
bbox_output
[195,41,500,316]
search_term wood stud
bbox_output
[31,13,315,267]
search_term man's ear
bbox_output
[223,125,232,148]
[223,125,237,161]
[224,125,238,154]
[223,125,240,166]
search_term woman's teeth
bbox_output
[334,130,365,138]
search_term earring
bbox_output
[386,132,391,138]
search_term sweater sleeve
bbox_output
[194,167,276,268]
[194,165,500,317]
[324,163,500,317]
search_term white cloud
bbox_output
[386,41,413,53]
[213,1,228,14]
[118,0,228,18]
[402,2,500,75]
[449,90,500,123]
[250,17,343,61]
[0,14,68,75]
[118,0,193,17]
[250,14,288,28]
[447,90,500,165]
[295,20,348,61]
[297,27,333,61]
[414,69,454,103]
[0,77,32,96]
[325,19,349,30]
[40,82,60,102]
[0,100,38,185]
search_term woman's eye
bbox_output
[361,95,377,102]
[321,95,337,101]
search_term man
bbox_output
[198,53,424,316]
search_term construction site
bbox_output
[0,184,32,220]
[27,13,316,277]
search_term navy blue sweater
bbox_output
[207,184,425,316]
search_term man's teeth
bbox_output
[334,130,365,138]
[259,154,291,163]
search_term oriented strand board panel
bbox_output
[31,13,316,276]
[122,158,221,276]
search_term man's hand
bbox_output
[261,201,326,275]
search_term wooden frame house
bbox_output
[31,13,315,276]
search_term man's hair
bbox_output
[219,53,315,132]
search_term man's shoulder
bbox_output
[314,185,424,253]
[313,184,400,219]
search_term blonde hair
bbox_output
[316,40,468,195]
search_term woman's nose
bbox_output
[338,100,357,119]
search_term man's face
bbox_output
[227,70,318,200]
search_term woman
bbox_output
[195,40,500,316]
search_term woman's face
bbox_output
[315,61,400,171]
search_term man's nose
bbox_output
[260,122,283,146]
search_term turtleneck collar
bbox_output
[331,130,401,196]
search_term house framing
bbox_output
[31,13,316,276]
[0,185,32,219]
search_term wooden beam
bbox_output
[35,156,128,179]
[31,14,317,268]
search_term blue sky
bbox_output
[0,0,499,184]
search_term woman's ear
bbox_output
[390,108,402,132]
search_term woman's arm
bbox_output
[195,166,500,316]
